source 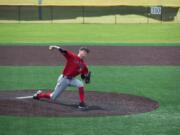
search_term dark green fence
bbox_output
[0,6,179,23]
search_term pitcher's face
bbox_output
[78,50,88,59]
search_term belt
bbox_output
[63,75,73,80]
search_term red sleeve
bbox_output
[63,51,74,60]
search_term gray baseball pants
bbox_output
[50,74,84,100]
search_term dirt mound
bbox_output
[0,90,159,117]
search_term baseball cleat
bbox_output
[33,90,42,100]
[78,102,88,110]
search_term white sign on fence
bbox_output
[150,6,162,15]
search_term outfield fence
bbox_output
[0,6,179,23]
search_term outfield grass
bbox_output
[0,23,180,45]
[0,66,180,135]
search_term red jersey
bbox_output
[62,51,88,77]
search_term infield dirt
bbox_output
[0,90,159,117]
[0,46,180,66]
[1,45,175,117]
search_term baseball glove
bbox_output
[81,71,91,84]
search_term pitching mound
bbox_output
[0,90,159,117]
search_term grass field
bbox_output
[0,66,180,135]
[0,22,180,135]
[0,24,180,45]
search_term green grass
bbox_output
[0,23,180,45]
[0,66,180,135]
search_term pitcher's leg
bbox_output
[51,75,69,100]
[70,79,85,103]
[35,91,51,99]
[79,86,85,103]
[34,75,68,101]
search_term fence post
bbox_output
[18,6,21,23]
[50,6,53,23]
[161,6,163,24]
[147,7,149,24]
[114,7,117,24]
[38,0,42,20]
[82,6,85,24]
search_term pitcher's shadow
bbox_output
[40,99,105,111]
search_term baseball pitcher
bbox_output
[33,46,91,109]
